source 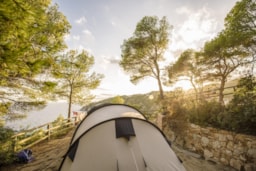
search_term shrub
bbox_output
[186,75,256,135]
[188,100,222,127]
[0,127,15,166]
[51,115,72,138]
[218,75,256,135]
[165,88,189,120]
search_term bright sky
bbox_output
[53,0,238,101]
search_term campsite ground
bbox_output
[1,130,236,171]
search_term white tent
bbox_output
[59,104,186,171]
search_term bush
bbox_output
[188,100,222,127]
[0,127,15,166]
[165,88,189,120]
[51,115,72,138]
[186,75,256,135]
[217,75,256,135]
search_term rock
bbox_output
[201,137,209,147]
[204,149,213,159]
[220,157,229,165]
[239,154,247,162]
[212,141,220,149]
[233,146,245,156]
[247,148,256,159]
[227,134,233,141]
[218,134,226,141]
[227,141,234,150]
[225,149,232,157]
[244,163,256,171]
[230,158,243,171]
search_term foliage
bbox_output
[218,75,256,135]
[0,0,71,119]
[51,115,71,138]
[0,102,11,126]
[52,50,103,118]
[224,0,256,74]
[202,31,248,106]
[0,127,14,144]
[225,0,256,35]
[0,127,15,166]
[120,16,172,101]
[188,100,222,127]
[167,49,205,100]
[165,88,189,120]
[110,96,125,104]
[177,75,256,135]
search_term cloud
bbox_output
[82,29,92,36]
[170,7,218,53]
[175,6,191,15]
[73,35,80,40]
[106,56,120,64]
[81,29,95,43]
[75,16,87,24]
[76,45,92,54]
[102,55,119,65]
[179,8,217,43]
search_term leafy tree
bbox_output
[0,0,70,120]
[224,0,256,74]
[167,49,205,100]
[202,31,248,107]
[53,50,103,119]
[120,16,172,113]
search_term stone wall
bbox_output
[162,117,256,171]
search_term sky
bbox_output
[52,0,238,101]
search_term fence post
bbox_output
[47,123,51,140]
[12,135,18,152]
[74,116,78,125]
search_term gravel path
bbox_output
[1,130,236,171]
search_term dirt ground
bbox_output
[1,130,236,171]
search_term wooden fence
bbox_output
[184,85,238,101]
[9,117,79,152]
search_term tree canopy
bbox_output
[224,0,256,74]
[168,49,204,99]
[202,31,247,106]
[53,50,103,118]
[0,0,71,121]
[120,16,172,100]
[169,0,255,107]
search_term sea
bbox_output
[4,102,82,131]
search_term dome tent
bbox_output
[59,103,186,171]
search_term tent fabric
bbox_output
[59,104,186,171]
[70,104,145,145]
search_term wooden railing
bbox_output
[184,85,238,101]
[10,117,79,152]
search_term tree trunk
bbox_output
[68,86,73,119]
[190,77,198,101]
[219,77,226,108]
[157,76,164,100]
[154,59,164,100]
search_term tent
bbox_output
[59,103,186,171]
